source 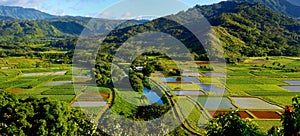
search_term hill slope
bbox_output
[231,0,300,18]
[0,6,56,20]
[100,1,300,61]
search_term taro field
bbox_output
[0,57,111,118]
[1,56,299,133]
[154,56,300,132]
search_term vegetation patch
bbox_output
[41,89,75,95]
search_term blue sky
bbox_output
[0,0,224,18]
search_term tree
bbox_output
[142,64,155,77]
[281,96,300,136]
[205,110,264,136]
[267,126,283,136]
[129,74,144,92]
[0,90,100,135]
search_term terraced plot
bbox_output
[42,89,75,95]
[284,80,300,85]
[22,71,67,77]
[281,86,300,92]
[198,97,236,109]
[209,111,253,119]
[203,72,226,77]
[162,77,201,83]
[250,111,281,119]
[166,82,202,91]
[176,96,208,133]
[72,101,107,107]
[199,84,225,94]
[173,90,205,96]
[231,97,283,110]
[44,81,72,86]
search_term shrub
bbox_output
[205,110,264,136]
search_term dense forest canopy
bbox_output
[96,1,300,63]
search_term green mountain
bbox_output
[1,2,300,60]
[200,1,300,57]
[0,6,56,20]
[100,1,300,61]
[0,18,147,45]
[0,5,149,36]
[231,0,300,18]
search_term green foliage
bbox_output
[205,110,264,136]
[129,74,144,92]
[0,90,99,135]
[281,96,300,135]
[267,126,283,136]
[51,21,84,35]
[99,1,300,61]
[207,2,300,57]
[132,103,170,120]
[142,64,155,77]
[41,89,75,95]
[232,0,300,18]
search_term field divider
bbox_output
[18,76,57,95]
[1,70,23,90]
[256,96,285,109]
[185,96,212,119]
[174,101,205,135]
[245,110,258,119]
[227,96,239,108]
[149,78,204,135]
[94,88,114,124]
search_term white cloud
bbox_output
[121,12,132,19]
[84,12,97,17]
[97,11,112,19]
[51,9,65,15]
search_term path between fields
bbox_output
[150,79,205,135]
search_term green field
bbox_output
[0,56,299,134]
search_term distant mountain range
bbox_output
[0,6,55,20]
[0,1,299,59]
[1,0,300,20]
[231,0,300,18]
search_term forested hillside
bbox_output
[0,6,55,20]
[231,0,300,18]
[199,1,300,58]
[0,1,299,60]
[100,1,300,61]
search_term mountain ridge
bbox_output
[99,1,300,61]
[0,1,299,60]
[230,0,300,18]
[0,5,56,20]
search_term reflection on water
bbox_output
[204,72,226,77]
[198,97,236,109]
[22,71,67,77]
[281,86,300,92]
[143,87,163,104]
[161,77,202,83]
[161,77,225,94]
[199,84,225,94]
[173,90,204,95]
[44,81,72,86]
[284,80,300,85]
